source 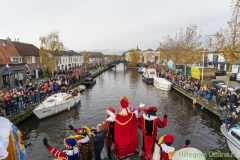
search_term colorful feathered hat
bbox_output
[63,138,77,149]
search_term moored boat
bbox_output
[78,85,86,92]
[138,67,145,73]
[82,78,96,85]
[154,78,172,91]
[142,68,157,84]
[220,124,240,159]
[33,92,81,119]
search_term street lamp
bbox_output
[201,34,216,85]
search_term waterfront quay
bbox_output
[5,66,112,125]
[18,64,234,160]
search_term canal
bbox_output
[18,63,233,160]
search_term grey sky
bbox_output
[0,0,232,55]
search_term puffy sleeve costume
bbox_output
[44,138,79,160]
[138,106,167,160]
[71,126,94,160]
[114,96,138,159]
[0,117,26,160]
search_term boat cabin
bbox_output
[230,129,240,142]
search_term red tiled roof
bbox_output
[12,42,39,57]
[0,39,20,65]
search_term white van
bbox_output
[237,73,240,82]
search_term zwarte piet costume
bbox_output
[138,106,167,160]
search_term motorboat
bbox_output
[142,68,157,84]
[138,67,145,73]
[220,124,240,159]
[33,92,81,119]
[82,78,96,85]
[154,78,172,91]
[78,85,86,92]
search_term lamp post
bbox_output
[201,34,216,85]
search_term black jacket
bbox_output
[90,130,105,151]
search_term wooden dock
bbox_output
[172,84,220,117]
[7,67,110,125]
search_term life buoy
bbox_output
[193,99,197,104]
[55,108,58,113]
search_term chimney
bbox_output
[15,38,16,41]
[18,38,19,42]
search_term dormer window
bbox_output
[10,57,22,64]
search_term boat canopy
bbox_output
[230,130,240,142]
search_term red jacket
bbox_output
[138,114,167,137]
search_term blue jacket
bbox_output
[91,130,105,151]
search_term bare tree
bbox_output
[208,0,240,94]
[129,49,140,67]
[39,31,64,76]
[160,25,202,72]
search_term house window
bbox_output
[155,56,158,62]
[12,57,22,64]
[27,56,35,63]
[213,55,218,62]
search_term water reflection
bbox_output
[18,64,234,160]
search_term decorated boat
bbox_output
[33,92,81,119]
[154,77,172,91]
[220,124,240,159]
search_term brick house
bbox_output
[0,39,40,87]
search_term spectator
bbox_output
[90,124,105,160]
[229,92,237,112]
[211,87,217,104]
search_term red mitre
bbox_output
[120,96,129,108]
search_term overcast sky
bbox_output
[0,0,232,55]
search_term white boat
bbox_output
[142,68,157,84]
[220,124,240,159]
[154,78,172,91]
[78,85,86,92]
[33,92,81,119]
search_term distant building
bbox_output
[54,50,83,71]
[0,38,40,87]
[79,52,104,64]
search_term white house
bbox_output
[207,53,240,72]
[57,50,83,70]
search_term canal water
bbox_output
[18,64,234,160]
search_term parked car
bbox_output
[237,73,240,82]
[215,69,226,76]
[230,72,238,81]
[211,79,235,93]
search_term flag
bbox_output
[25,64,29,72]
[37,65,40,71]
[4,63,10,73]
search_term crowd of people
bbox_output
[42,96,191,160]
[0,62,108,117]
[155,68,240,129]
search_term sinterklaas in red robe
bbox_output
[114,112,138,159]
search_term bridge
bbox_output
[107,60,129,67]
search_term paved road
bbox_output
[216,75,240,88]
